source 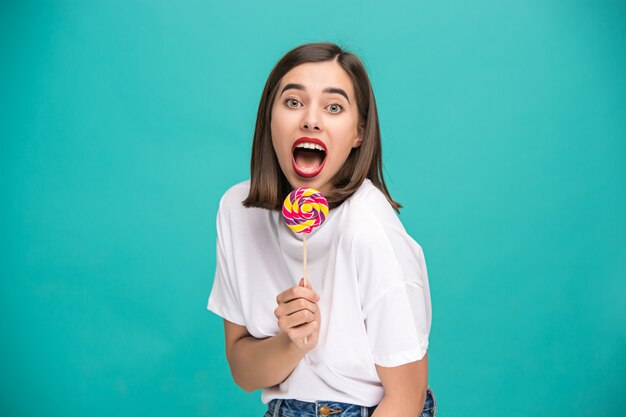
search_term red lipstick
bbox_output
[291,137,328,153]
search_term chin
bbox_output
[289,176,324,192]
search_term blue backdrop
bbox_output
[1,1,624,416]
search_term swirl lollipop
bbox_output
[282,187,329,234]
[282,187,329,344]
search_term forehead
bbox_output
[279,61,355,96]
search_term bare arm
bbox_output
[224,320,306,392]
[224,279,321,392]
[371,352,429,417]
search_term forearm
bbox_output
[371,391,426,417]
[228,330,306,392]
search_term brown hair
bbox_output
[242,42,401,213]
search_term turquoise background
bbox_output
[1,1,624,416]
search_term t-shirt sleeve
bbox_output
[364,280,430,367]
[357,215,432,367]
[206,197,246,326]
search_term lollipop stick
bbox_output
[303,233,308,284]
[303,233,309,345]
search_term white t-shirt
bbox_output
[207,178,432,406]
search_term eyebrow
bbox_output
[280,83,351,104]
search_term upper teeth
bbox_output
[296,142,325,152]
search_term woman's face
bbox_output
[270,60,364,196]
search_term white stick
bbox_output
[303,233,308,345]
[303,233,308,285]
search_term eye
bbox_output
[326,103,344,114]
[284,98,302,108]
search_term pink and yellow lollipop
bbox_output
[282,187,329,234]
[282,187,328,345]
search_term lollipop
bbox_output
[282,187,329,344]
[283,187,329,234]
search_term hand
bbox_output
[274,278,321,351]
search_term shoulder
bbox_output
[218,180,250,210]
[345,181,428,291]
[216,179,254,219]
[348,179,404,233]
[214,180,261,231]
[346,179,423,253]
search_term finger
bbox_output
[275,299,318,319]
[289,319,317,340]
[274,298,319,319]
[276,286,319,304]
[303,277,312,290]
[283,297,318,317]
[282,309,316,329]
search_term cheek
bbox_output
[269,110,281,141]
[329,122,359,154]
[271,111,297,144]
[270,117,291,159]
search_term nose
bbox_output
[300,107,322,131]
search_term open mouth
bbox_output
[291,137,327,178]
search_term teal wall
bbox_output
[1,1,624,416]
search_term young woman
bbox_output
[207,42,436,417]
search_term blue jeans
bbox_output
[265,386,437,417]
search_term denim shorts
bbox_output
[265,386,437,417]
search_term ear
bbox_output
[353,123,365,148]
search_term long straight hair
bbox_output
[242,42,401,213]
